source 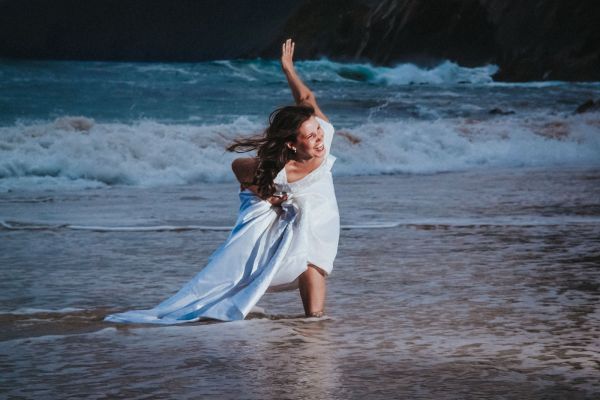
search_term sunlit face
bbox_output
[290,116,326,160]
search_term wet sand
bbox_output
[1,169,599,399]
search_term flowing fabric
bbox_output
[105,117,339,324]
[105,191,309,323]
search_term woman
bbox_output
[105,39,339,323]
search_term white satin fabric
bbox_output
[105,117,339,323]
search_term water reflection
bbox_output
[2,170,600,398]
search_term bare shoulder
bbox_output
[231,157,258,173]
[231,157,259,184]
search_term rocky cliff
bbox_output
[1,0,598,81]
[262,0,600,81]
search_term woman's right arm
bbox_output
[231,158,287,205]
[231,157,259,192]
[281,38,329,122]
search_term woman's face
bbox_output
[292,116,326,160]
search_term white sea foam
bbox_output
[3,216,600,233]
[52,116,95,132]
[1,113,599,192]
[377,61,498,85]
[333,113,600,176]
[286,59,498,85]
[0,116,257,191]
[4,307,85,315]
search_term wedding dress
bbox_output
[105,117,339,323]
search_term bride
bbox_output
[105,39,339,323]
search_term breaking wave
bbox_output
[1,112,599,192]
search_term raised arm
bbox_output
[280,39,328,122]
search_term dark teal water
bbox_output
[1,59,599,192]
[2,58,598,126]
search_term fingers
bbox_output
[282,38,294,56]
[285,38,291,53]
[269,194,288,205]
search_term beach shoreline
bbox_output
[2,168,599,398]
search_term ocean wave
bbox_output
[210,59,499,85]
[334,60,498,85]
[0,113,599,192]
[332,113,600,176]
[0,116,257,191]
[125,58,502,85]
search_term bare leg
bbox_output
[298,264,326,317]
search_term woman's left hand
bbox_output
[268,194,288,206]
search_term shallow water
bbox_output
[1,169,599,399]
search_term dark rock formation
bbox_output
[262,0,496,67]
[483,0,600,81]
[575,99,600,114]
[489,108,515,116]
[265,0,600,81]
[1,0,598,81]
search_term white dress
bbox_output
[105,117,339,323]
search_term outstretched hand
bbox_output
[279,37,328,121]
[281,38,295,72]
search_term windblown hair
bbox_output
[227,105,314,199]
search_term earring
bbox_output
[291,147,297,153]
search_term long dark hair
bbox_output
[227,105,314,198]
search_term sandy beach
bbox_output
[1,169,599,399]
